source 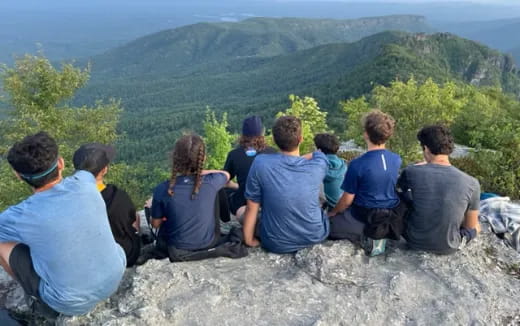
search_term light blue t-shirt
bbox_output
[245,152,330,254]
[0,171,126,315]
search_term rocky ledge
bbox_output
[1,228,519,325]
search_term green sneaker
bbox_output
[361,236,387,257]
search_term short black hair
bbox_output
[417,125,454,155]
[272,116,302,152]
[314,133,340,154]
[7,131,60,188]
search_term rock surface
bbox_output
[2,227,519,326]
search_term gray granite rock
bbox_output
[2,230,519,325]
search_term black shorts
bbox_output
[9,244,41,300]
[9,244,59,318]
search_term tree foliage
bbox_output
[0,55,123,209]
[277,94,329,153]
[342,78,467,162]
[342,78,520,198]
[203,109,234,170]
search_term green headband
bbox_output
[19,160,58,181]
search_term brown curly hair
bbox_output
[362,110,395,145]
[239,135,267,152]
[168,134,205,200]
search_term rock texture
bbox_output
[2,228,520,325]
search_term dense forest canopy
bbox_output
[1,14,519,208]
[70,22,520,165]
[0,54,519,209]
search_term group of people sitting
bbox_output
[0,110,481,319]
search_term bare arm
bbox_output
[463,209,481,233]
[328,192,355,217]
[226,180,239,190]
[201,170,231,181]
[243,200,260,247]
[132,213,140,233]
[302,153,314,160]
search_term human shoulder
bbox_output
[152,181,171,200]
[255,152,279,164]
[386,150,402,163]
[0,203,25,221]
[105,184,134,206]
[450,166,480,187]
[261,146,278,154]
[70,170,97,184]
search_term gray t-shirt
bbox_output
[398,164,480,254]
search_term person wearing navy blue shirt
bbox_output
[242,116,329,254]
[328,110,404,256]
[151,134,231,255]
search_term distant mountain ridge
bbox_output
[74,17,520,163]
[90,15,431,77]
[435,17,520,64]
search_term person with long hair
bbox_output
[223,116,276,219]
[150,134,240,261]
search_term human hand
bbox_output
[246,237,260,247]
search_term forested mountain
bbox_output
[88,15,431,77]
[436,18,520,63]
[74,18,520,165]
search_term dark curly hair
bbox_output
[239,135,267,152]
[363,110,395,145]
[417,125,454,155]
[168,134,205,200]
[7,131,60,189]
[272,116,301,151]
[314,133,340,154]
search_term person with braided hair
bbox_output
[150,134,247,262]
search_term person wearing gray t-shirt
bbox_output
[398,125,481,254]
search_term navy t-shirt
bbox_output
[224,146,277,213]
[341,149,401,210]
[151,173,228,250]
[245,152,330,254]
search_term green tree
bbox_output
[0,55,122,209]
[342,77,520,198]
[203,109,234,170]
[342,78,466,162]
[277,94,329,153]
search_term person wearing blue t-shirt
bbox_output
[243,116,330,254]
[151,134,249,262]
[328,110,405,256]
[0,132,126,319]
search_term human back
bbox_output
[0,132,126,316]
[399,125,481,254]
[401,164,479,252]
[4,172,126,313]
[243,116,329,253]
[151,134,230,252]
[249,152,329,252]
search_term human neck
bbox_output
[281,148,300,157]
[428,155,451,166]
[33,177,62,193]
[367,142,385,152]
